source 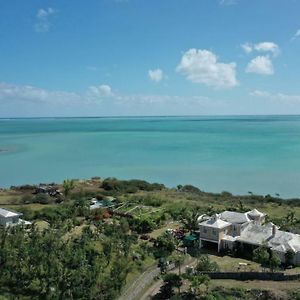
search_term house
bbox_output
[198,209,300,266]
[0,208,31,227]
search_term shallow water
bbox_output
[1,116,300,198]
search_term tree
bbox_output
[253,243,270,269]
[285,249,295,266]
[63,179,75,199]
[196,255,219,273]
[188,274,210,297]
[269,252,281,272]
[159,273,182,299]
[181,208,199,232]
[153,232,176,259]
[170,254,185,276]
[129,217,155,234]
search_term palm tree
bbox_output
[181,209,198,232]
[63,179,75,200]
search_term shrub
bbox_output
[102,178,164,194]
[180,185,202,194]
[21,194,35,204]
[196,255,220,272]
[153,233,176,259]
[34,193,53,204]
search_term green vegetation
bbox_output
[0,177,299,299]
[253,243,281,272]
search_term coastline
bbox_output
[3,177,300,202]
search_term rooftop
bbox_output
[247,208,266,218]
[238,223,273,246]
[238,223,300,253]
[199,215,231,229]
[220,211,250,224]
[0,208,22,218]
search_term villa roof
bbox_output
[199,216,231,229]
[238,223,272,246]
[269,230,300,253]
[219,211,251,224]
[0,208,22,218]
[238,223,300,253]
[247,208,265,218]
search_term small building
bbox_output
[0,208,31,227]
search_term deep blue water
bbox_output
[1,116,300,198]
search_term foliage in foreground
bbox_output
[0,220,136,300]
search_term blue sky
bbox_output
[0,0,300,117]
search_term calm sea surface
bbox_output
[1,116,300,198]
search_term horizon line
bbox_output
[1,113,300,120]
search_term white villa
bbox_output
[0,208,31,227]
[198,209,300,266]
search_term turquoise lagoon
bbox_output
[1,116,300,198]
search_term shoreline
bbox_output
[3,177,300,202]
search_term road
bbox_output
[119,256,197,300]
[140,257,198,300]
[118,265,160,300]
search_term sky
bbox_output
[0,0,300,117]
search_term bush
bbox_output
[153,233,176,259]
[128,217,155,234]
[21,194,35,204]
[196,255,219,272]
[34,193,53,204]
[102,178,164,194]
[180,185,202,194]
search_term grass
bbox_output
[210,278,300,290]
[0,190,22,205]
[149,221,181,239]
[207,253,262,272]
[8,203,57,211]
[130,189,300,221]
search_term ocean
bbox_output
[1,116,300,198]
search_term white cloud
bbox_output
[250,90,300,103]
[86,65,98,71]
[34,7,57,33]
[176,49,238,89]
[0,82,81,103]
[148,69,164,82]
[241,41,279,56]
[241,43,252,54]
[246,55,274,75]
[249,90,271,97]
[87,84,113,98]
[291,29,300,41]
[254,42,279,56]
[219,0,238,5]
[0,82,211,106]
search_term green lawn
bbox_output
[210,278,300,291]
[149,221,181,239]
[0,190,22,205]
